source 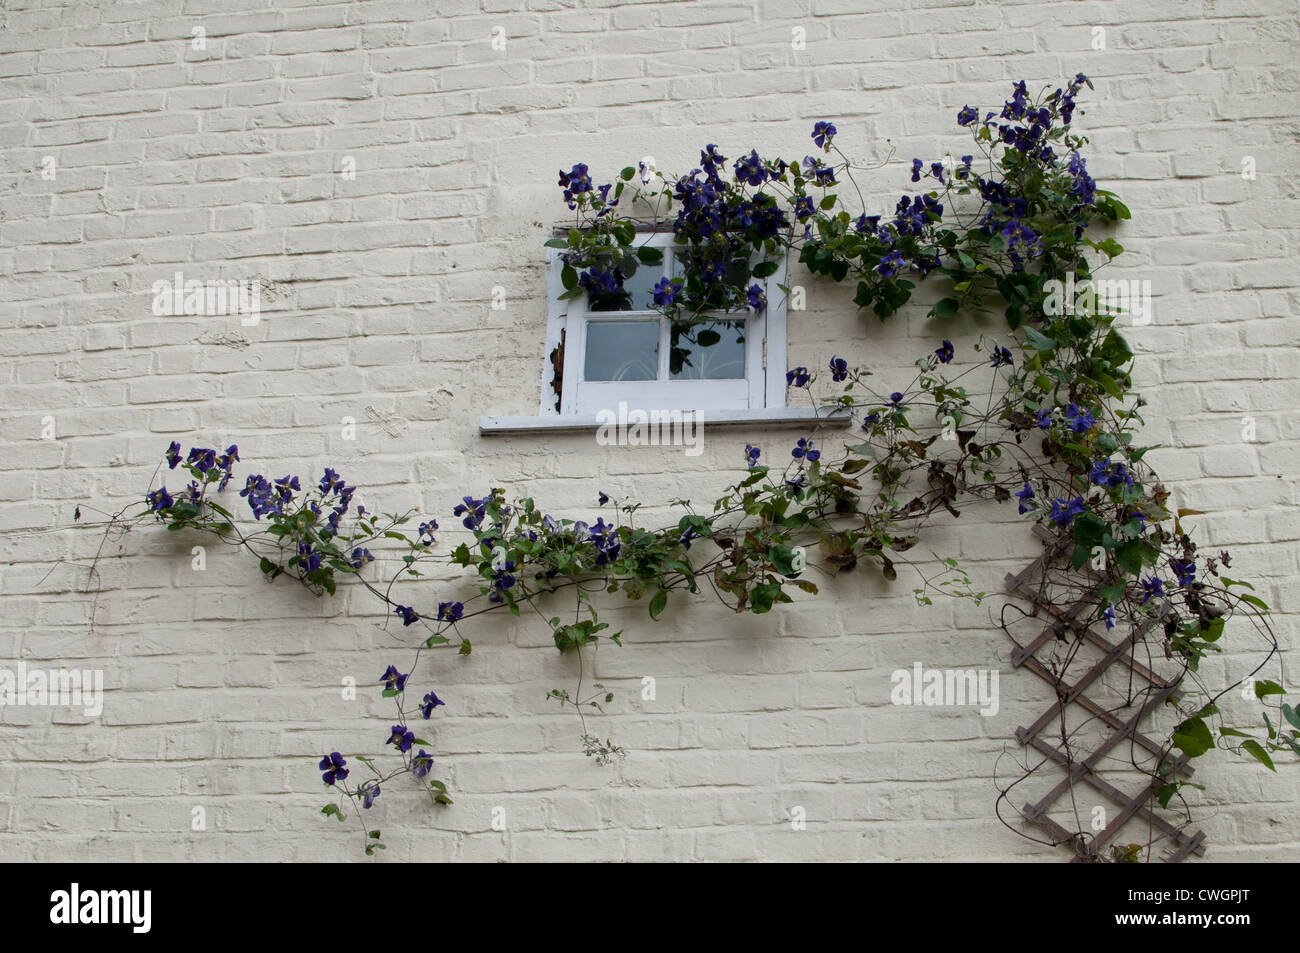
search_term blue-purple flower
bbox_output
[935,340,954,364]
[811,121,837,149]
[319,751,348,786]
[792,438,820,462]
[380,665,408,693]
[877,250,905,278]
[421,691,446,718]
[411,749,434,779]
[387,724,414,753]
[786,366,810,388]
[1065,403,1095,434]
[1050,496,1085,527]
[1015,483,1035,515]
[745,444,760,468]
[1140,575,1165,605]
[652,277,679,308]
[829,356,848,382]
[395,605,419,627]
[1171,559,1196,587]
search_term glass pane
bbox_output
[587,259,664,312]
[669,319,745,380]
[584,321,659,381]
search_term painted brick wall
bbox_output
[1,0,1297,862]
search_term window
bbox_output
[542,231,789,417]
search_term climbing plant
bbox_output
[93,74,1292,858]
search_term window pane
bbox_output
[669,319,745,380]
[584,321,659,381]
[587,259,664,312]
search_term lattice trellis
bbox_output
[1002,524,1206,862]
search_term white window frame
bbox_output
[539,230,789,418]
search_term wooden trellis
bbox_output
[1002,524,1207,862]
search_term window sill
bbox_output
[479,406,850,435]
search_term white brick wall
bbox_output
[1,0,1297,862]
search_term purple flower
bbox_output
[387,724,414,753]
[421,691,446,718]
[811,121,837,149]
[652,277,679,308]
[319,751,348,786]
[1171,559,1196,587]
[380,665,408,693]
[437,601,463,623]
[934,340,954,364]
[1015,483,1035,515]
[165,441,182,469]
[1102,605,1116,631]
[745,444,760,468]
[957,105,978,126]
[411,749,434,779]
[1050,496,1086,528]
[1035,408,1053,429]
[146,487,174,512]
[792,438,820,462]
[395,605,419,627]
[889,392,904,406]
[733,150,768,186]
[990,345,1013,368]
[1065,403,1095,434]
[558,163,592,194]
[877,250,905,278]
[1140,575,1165,605]
[829,356,848,382]
[747,283,767,312]
[786,366,810,388]
[359,780,380,809]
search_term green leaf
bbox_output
[635,245,663,264]
[1240,739,1276,772]
[749,582,788,614]
[561,264,578,291]
[1254,679,1285,700]
[770,545,804,577]
[1282,704,1300,732]
[1023,326,1056,352]
[648,588,668,621]
[1240,593,1271,613]
[1172,716,1214,759]
[929,297,959,319]
[751,260,779,279]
